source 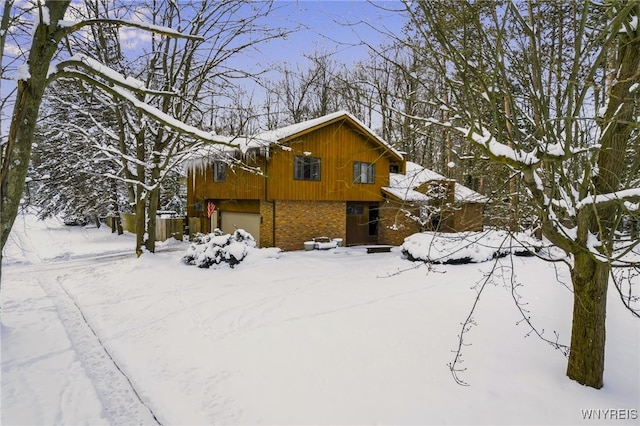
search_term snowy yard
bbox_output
[2,214,638,425]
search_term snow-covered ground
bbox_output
[2,213,638,425]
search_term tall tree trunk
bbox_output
[565,13,640,389]
[145,167,160,253]
[134,130,146,256]
[567,252,609,388]
[135,184,146,257]
[115,107,137,205]
[0,1,71,253]
[504,95,518,231]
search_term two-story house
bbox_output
[185,111,485,251]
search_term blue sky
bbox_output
[0,1,408,135]
[236,1,407,74]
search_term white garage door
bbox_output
[220,212,261,244]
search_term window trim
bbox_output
[353,161,375,184]
[213,161,227,182]
[294,155,321,181]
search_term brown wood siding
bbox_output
[267,121,392,201]
[217,199,261,213]
[453,203,485,232]
[187,157,266,207]
[186,118,402,222]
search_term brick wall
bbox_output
[378,200,421,246]
[274,200,345,251]
[259,200,275,248]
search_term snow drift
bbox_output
[402,230,544,264]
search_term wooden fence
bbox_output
[188,217,204,237]
[156,217,184,241]
[106,213,184,242]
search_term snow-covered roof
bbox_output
[382,161,489,204]
[182,135,248,167]
[253,111,402,157]
[185,110,404,161]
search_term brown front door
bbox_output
[346,203,379,246]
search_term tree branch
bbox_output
[48,68,236,148]
[57,17,204,42]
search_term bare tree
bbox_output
[268,49,344,124]
[1,0,287,259]
[0,0,255,265]
[391,0,639,389]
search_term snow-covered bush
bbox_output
[401,230,543,264]
[182,229,279,269]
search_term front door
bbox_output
[346,203,379,246]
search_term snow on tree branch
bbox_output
[57,17,204,42]
[576,188,640,209]
[456,125,541,166]
[49,55,160,95]
[48,54,235,148]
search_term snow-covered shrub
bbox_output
[182,229,279,269]
[401,230,543,264]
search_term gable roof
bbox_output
[185,111,404,163]
[382,161,489,204]
[251,111,403,159]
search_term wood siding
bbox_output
[453,203,485,232]
[267,121,394,201]
[187,156,265,217]
[187,119,400,212]
[188,157,265,201]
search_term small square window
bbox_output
[353,161,375,184]
[294,156,321,181]
[213,161,226,182]
[346,204,365,215]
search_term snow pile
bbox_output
[3,215,639,425]
[402,230,543,264]
[181,229,280,268]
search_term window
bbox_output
[294,156,321,181]
[353,161,375,184]
[346,204,365,215]
[213,161,226,182]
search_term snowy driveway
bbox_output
[2,216,162,425]
[2,256,159,425]
[2,215,639,425]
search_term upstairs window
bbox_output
[353,161,375,184]
[213,161,227,182]
[294,156,321,181]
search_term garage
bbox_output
[220,212,261,244]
